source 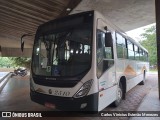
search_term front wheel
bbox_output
[112,82,123,107]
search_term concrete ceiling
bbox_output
[71,0,155,31]
[0,0,81,56]
[0,0,155,57]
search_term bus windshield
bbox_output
[32,25,92,77]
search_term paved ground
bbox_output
[0,72,159,120]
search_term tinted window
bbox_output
[97,30,114,78]
[33,26,92,77]
[116,33,127,58]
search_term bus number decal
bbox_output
[53,90,70,97]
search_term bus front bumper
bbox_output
[30,90,98,112]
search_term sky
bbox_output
[126,23,156,42]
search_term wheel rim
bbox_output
[117,87,122,102]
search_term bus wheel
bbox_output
[112,82,123,107]
[139,71,145,85]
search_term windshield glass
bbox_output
[32,25,92,77]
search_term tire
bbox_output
[112,82,123,107]
[139,71,145,85]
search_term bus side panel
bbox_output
[97,66,117,111]
[98,85,117,111]
[126,74,143,92]
[126,61,148,91]
[116,59,126,81]
[117,58,149,92]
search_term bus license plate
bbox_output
[45,102,56,109]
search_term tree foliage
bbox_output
[0,57,12,67]
[0,57,31,69]
[9,57,31,69]
[140,25,156,66]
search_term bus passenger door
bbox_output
[97,19,117,111]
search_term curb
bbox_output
[0,72,10,83]
[0,72,12,93]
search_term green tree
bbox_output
[140,25,156,66]
[9,57,31,69]
[0,57,12,67]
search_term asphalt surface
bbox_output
[0,72,158,120]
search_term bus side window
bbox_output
[134,45,139,60]
[127,40,135,60]
[105,32,113,59]
[97,29,114,78]
[97,30,105,64]
[105,47,112,59]
[116,33,126,58]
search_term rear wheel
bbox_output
[112,82,123,107]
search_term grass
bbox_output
[149,69,158,73]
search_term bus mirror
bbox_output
[21,35,25,52]
[105,32,113,47]
[21,41,24,52]
[20,33,34,52]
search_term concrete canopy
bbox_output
[71,0,155,31]
[0,0,81,57]
[0,0,155,57]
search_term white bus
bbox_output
[30,11,149,112]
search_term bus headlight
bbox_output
[73,79,93,98]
